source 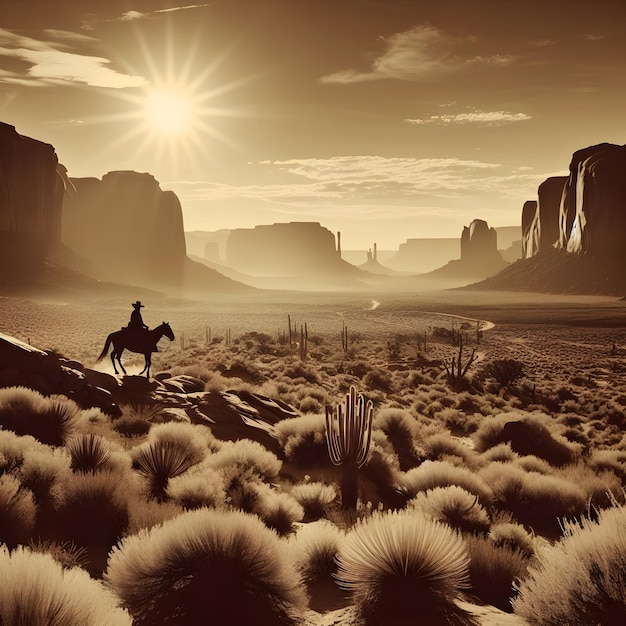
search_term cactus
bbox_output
[341,321,349,352]
[299,323,308,361]
[442,334,477,388]
[325,386,374,510]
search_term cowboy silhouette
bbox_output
[127,301,149,333]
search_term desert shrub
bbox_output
[204,439,282,481]
[481,359,525,389]
[113,415,151,437]
[374,408,424,471]
[17,446,71,506]
[402,460,493,508]
[251,483,304,535]
[472,412,581,467]
[275,413,327,467]
[49,470,131,550]
[28,539,89,570]
[67,433,112,473]
[0,386,78,445]
[480,442,518,464]
[0,473,36,547]
[0,546,132,625]
[281,361,321,384]
[514,455,553,475]
[0,429,26,472]
[166,466,226,510]
[360,432,405,509]
[423,433,480,469]
[587,449,626,482]
[513,503,626,625]
[290,481,337,521]
[363,368,393,393]
[465,534,531,612]
[131,436,204,501]
[408,486,491,535]
[105,508,307,625]
[558,462,624,510]
[289,519,344,582]
[335,510,474,626]
[126,497,185,536]
[479,462,587,536]
[489,522,536,558]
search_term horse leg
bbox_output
[110,350,119,375]
[117,348,127,375]
[146,353,152,379]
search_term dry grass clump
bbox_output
[204,438,282,480]
[249,483,305,535]
[130,424,208,500]
[335,510,475,626]
[423,432,480,469]
[374,408,424,471]
[0,473,36,547]
[275,413,328,467]
[166,466,226,510]
[480,442,518,464]
[105,508,307,625]
[478,461,588,536]
[489,522,536,558]
[472,412,582,467]
[48,470,132,552]
[408,485,491,535]
[66,433,112,473]
[0,386,78,445]
[289,519,344,583]
[465,534,531,612]
[15,446,71,506]
[513,502,626,625]
[402,460,493,508]
[587,449,626,482]
[290,481,337,520]
[0,546,132,625]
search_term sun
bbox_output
[143,88,194,137]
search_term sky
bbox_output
[1,0,625,250]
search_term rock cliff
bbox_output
[559,143,626,258]
[62,171,187,292]
[0,123,68,283]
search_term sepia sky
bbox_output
[1,0,625,249]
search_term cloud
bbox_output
[117,5,209,21]
[530,39,556,47]
[0,28,147,88]
[120,11,147,21]
[405,110,532,126]
[584,34,604,41]
[43,30,98,43]
[321,25,512,84]
[169,155,551,210]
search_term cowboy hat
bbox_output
[132,301,144,308]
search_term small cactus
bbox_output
[325,386,373,510]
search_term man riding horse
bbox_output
[128,301,149,334]
[97,301,175,377]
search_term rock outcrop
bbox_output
[0,331,299,455]
[225,222,344,276]
[559,143,626,258]
[427,219,508,281]
[62,171,187,293]
[522,177,567,258]
[0,123,69,283]
[388,238,460,273]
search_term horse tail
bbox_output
[97,333,114,362]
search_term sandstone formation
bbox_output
[0,123,70,283]
[522,177,567,258]
[225,222,343,276]
[559,143,626,258]
[62,171,187,292]
[0,331,299,455]
[426,219,508,282]
[388,238,460,273]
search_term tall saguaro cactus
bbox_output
[325,386,374,510]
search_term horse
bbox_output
[97,322,175,378]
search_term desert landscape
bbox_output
[2,1,626,624]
